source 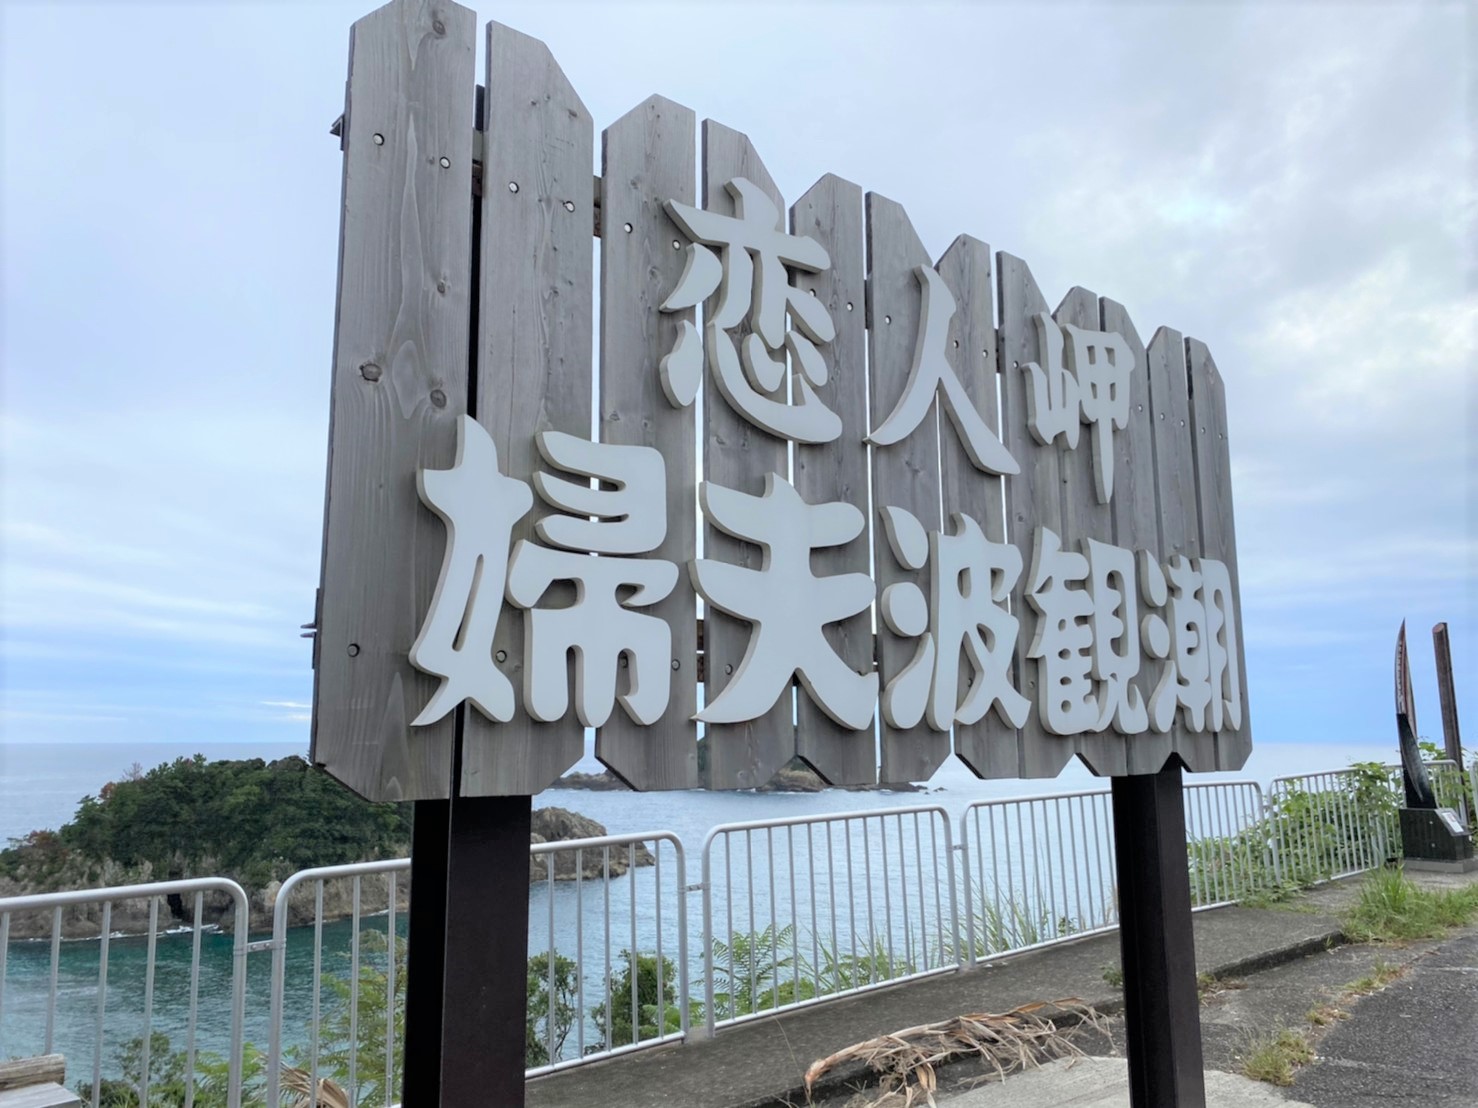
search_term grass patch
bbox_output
[1306,1003,1348,1027]
[1342,958,1405,997]
[1341,866,1478,942]
[1242,1028,1314,1086]
[1101,963,1123,988]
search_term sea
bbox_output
[0,737,1400,1081]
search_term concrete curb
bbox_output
[762,928,1348,1108]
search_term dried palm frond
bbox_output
[280,1065,352,1108]
[802,998,1105,1107]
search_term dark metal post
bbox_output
[401,799,450,1106]
[1112,765,1206,1108]
[1433,623,1463,768]
[438,793,533,1107]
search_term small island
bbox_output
[0,754,649,938]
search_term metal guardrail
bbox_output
[700,805,958,1032]
[3,764,1466,1100]
[523,831,687,1076]
[958,789,1117,962]
[0,877,250,1108]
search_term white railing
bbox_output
[958,789,1117,961]
[700,805,958,1032]
[2,762,1464,1102]
[0,877,250,1108]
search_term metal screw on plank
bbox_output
[372,133,384,146]
[495,649,507,663]
[440,156,451,168]
[347,643,360,657]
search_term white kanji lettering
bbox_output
[410,416,533,726]
[1022,313,1137,503]
[1142,554,1212,732]
[660,177,841,443]
[877,506,934,730]
[505,432,676,728]
[869,267,1018,476]
[1083,538,1146,733]
[691,476,877,729]
[1064,324,1134,503]
[932,513,1030,730]
[1025,527,1097,735]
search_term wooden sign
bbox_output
[312,0,1251,802]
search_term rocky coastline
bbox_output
[0,807,652,941]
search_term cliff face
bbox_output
[0,806,650,939]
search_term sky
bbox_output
[1,1,1473,777]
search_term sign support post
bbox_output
[1112,764,1207,1108]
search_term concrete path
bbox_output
[528,869,1477,1108]
[930,1058,1313,1107]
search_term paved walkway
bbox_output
[528,868,1478,1108]
[527,902,1346,1108]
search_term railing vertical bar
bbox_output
[1051,798,1069,937]
[309,881,323,1108]
[545,852,556,1064]
[807,823,821,997]
[826,823,839,990]
[91,900,111,1108]
[912,812,927,968]
[928,812,944,967]
[629,843,639,1045]
[141,896,159,1108]
[767,827,778,1011]
[185,892,202,1108]
[348,876,362,1103]
[896,813,912,972]
[0,911,10,1054]
[655,842,666,1042]
[875,816,893,977]
[575,852,586,1056]
[602,847,612,1051]
[787,826,800,1002]
[46,906,61,1054]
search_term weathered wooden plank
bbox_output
[594,96,699,791]
[1144,327,1214,772]
[997,253,1072,779]
[700,121,795,790]
[791,174,876,786]
[0,1057,65,1092]
[467,21,592,795]
[1186,339,1251,771]
[1102,300,1173,776]
[867,194,947,784]
[935,236,1014,780]
[1051,287,1126,777]
[313,0,476,802]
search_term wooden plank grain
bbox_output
[701,121,796,790]
[1145,327,1213,772]
[867,194,947,784]
[467,21,593,795]
[1101,300,1173,776]
[596,95,699,791]
[791,174,876,785]
[935,236,1016,780]
[997,253,1072,779]
[1186,339,1251,771]
[313,0,477,802]
[1053,286,1126,777]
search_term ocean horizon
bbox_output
[0,736,1411,849]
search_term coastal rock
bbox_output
[529,807,654,882]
